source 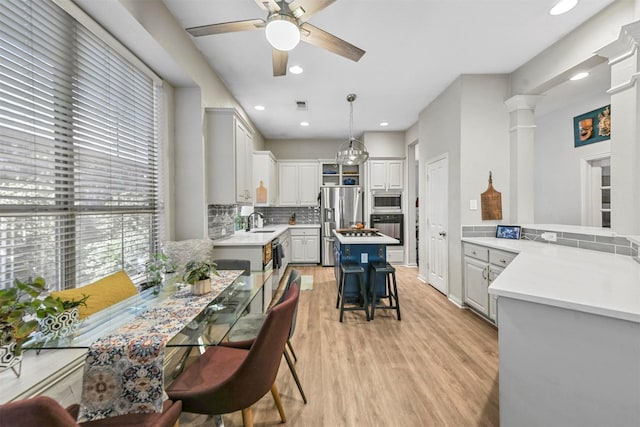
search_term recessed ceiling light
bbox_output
[254,105,265,111]
[300,121,309,127]
[570,72,589,81]
[550,0,578,15]
[289,65,303,74]
[379,122,389,127]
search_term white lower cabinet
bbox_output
[290,228,319,263]
[463,242,516,323]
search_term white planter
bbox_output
[191,278,211,295]
[39,307,80,339]
[0,327,23,377]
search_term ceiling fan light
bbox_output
[550,0,578,15]
[265,16,300,51]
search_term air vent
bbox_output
[296,100,308,110]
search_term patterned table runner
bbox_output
[78,270,243,421]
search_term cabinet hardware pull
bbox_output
[472,250,476,255]
[482,266,488,280]
[500,259,506,263]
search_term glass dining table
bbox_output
[24,270,269,378]
[19,270,271,421]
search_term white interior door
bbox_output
[426,156,448,295]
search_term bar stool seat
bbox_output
[369,262,401,320]
[336,262,370,322]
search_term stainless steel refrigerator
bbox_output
[321,186,363,266]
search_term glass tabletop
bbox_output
[24,271,268,351]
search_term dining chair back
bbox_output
[166,282,300,425]
[0,396,182,427]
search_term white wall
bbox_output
[363,131,406,158]
[460,75,511,225]
[264,138,342,159]
[419,77,462,301]
[534,92,611,225]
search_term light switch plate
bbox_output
[470,199,478,210]
[361,253,368,263]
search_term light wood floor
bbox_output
[180,265,499,427]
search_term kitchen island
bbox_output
[473,237,640,427]
[332,229,399,299]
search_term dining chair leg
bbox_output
[284,347,307,403]
[287,339,298,362]
[270,383,287,423]
[241,407,253,427]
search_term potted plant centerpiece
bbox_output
[0,276,61,376]
[144,252,178,294]
[39,294,89,339]
[182,260,218,295]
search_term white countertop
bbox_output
[214,224,320,246]
[463,237,640,323]
[333,230,399,245]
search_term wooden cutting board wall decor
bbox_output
[481,172,502,220]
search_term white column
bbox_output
[504,95,544,224]
[597,21,640,235]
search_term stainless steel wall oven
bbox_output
[370,213,404,246]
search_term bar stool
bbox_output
[369,262,401,320]
[336,262,370,322]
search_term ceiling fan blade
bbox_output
[289,0,336,22]
[254,0,281,13]
[300,23,365,62]
[272,49,288,76]
[186,19,265,37]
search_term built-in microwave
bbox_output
[371,191,402,213]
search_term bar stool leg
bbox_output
[358,271,370,321]
[391,269,401,320]
[339,270,347,322]
[370,267,377,320]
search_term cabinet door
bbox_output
[291,235,306,262]
[269,157,278,204]
[278,163,299,206]
[369,161,387,190]
[488,265,504,322]
[387,160,404,189]
[235,120,252,202]
[304,234,319,263]
[298,163,319,205]
[464,257,489,315]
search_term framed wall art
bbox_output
[573,105,611,147]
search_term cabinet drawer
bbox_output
[489,248,517,267]
[464,243,489,262]
[290,228,318,237]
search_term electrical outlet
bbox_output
[541,232,557,242]
[470,199,478,210]
[221,229,226,236]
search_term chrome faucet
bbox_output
[246,212,263,231]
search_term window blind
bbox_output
[0,0,161,290]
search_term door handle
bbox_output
[439,231,447,237]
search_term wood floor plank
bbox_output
[179,265,499,426]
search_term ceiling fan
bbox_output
[185,0,365,76]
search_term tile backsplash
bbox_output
[461,225,635,257]
[208,204,321,240]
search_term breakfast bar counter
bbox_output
[466,237,640,426]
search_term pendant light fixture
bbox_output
[336,93,369,166]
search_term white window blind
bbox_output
[0,0,161,290]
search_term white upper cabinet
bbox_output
[369,160,404,190]
[206,109,254,204]
[253,151,277,206]
[278,161,319,206]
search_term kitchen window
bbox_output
[0,0,163,290]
